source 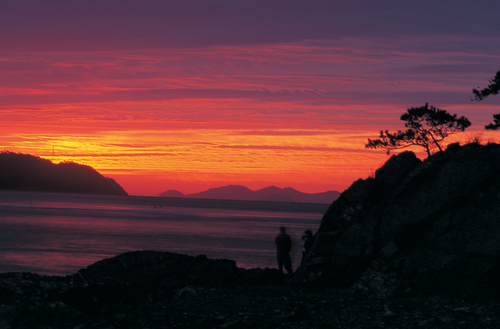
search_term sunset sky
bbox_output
[1,1,499,196]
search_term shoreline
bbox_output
[1,250,499,328]
[0,192,319,275]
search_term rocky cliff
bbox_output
[294,142,500,298]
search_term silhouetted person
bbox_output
[300,229,314,265]
[275,226,293,274]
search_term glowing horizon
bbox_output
[1,2,499,196]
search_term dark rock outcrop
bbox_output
[63,251,285,315]
[0,251,286,327]
[294,143,500,298]
[0,151,127,195]
[2,250,500,328]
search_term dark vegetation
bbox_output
[0,151,127,196]
[472,69,500,102]
[473,69,500,130]
[365,103,471,156]
[367,67,500,155]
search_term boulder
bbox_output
[63,250,285,315]
[294,143,500,298]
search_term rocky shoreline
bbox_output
[4,143,500,328]
[1,250,499,328]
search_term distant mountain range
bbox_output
[0,151,128,196]
[159,185,340,204]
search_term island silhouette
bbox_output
[159,185,340,204]
[0,151,127,196]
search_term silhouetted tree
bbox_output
[472,69,500,130]
[366,103,471,156]
[472,70,500,101]
[485,114,500,131]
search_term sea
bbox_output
[0,190,329,276]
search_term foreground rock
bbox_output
[1,250,500,328]
[295,143,500,299]
[0,251,283,328]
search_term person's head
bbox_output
[279,226,286,233]
[305,230,312,236]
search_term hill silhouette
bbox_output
[159,185,340,204]
[0,151,127,196]
[294,142,500,298]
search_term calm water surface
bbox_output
[0,190,328,276]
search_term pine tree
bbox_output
[366,103,471,156]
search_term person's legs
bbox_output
[283,254,293,274]
[277,255,284,273]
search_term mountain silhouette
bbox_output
[0,151,128,196]
[159,189,185,198]
[159,185,340,204]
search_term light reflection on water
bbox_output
[0,190,328,276]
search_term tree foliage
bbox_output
[472,70,500,101]
[472,69,500,130]
[485,114,500,131]
[366,103,471,156]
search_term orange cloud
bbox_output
[1,36,499,196]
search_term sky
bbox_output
[1,0,499,196]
